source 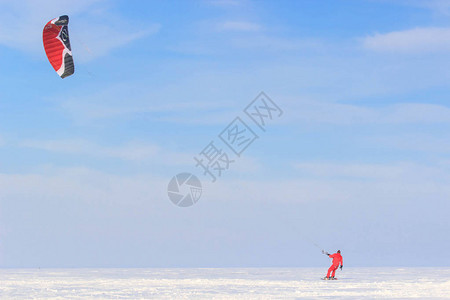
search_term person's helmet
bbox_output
[337,250,341,253]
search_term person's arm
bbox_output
[340,257,343,269]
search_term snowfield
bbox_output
[0,268,449,299]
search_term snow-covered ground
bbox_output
[0,268,449,299]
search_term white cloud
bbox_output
[56,76,239,124]
[394,0,450,16]
[0,0,160,61]
[385,103,450,123]
[21,139,157,161]
[364,102,450,124]
[218,21,261,32]
[0,166,167,206]
[229,156,262,173]
[230,36,323,52]
[363,27,450,54]
[58,72,450,126]
[369,133,450,154]
[430,0,450,15]
[20,139,192,165]
[286,160,450,203]
[60,92,231,122]
[206,160,450,205]
[207,0,243,7]
[72,23,160,63]
[294,162,413,180]
[0,0,97,51]
[1,159,450,217]
[281,96,450,126]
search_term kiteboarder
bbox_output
[322,250,343,280]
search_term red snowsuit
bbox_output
[326,252,343,278]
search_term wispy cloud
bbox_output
[428,0,450,15]
[55,76,239,124]
[57,71,450,126]
[363,27,450,54]
[209,160,450,204]
[218,21,261,32]
[0,166,167,206]
[0,0,98,50]
[20,139,192,165]
[229,35,324,52]
[206,0,243,7]
[21,139,157,161]
[289,160,450,203]
[284,98,450,125]
[369,133,450,154]
[2,159,450,209]
[0,0,160,61]
[395,0,450,16]
[294,162,415,180]
[73,23,160,62]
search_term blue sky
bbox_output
[1,0,450,267]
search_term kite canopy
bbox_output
[43,15,74,78]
